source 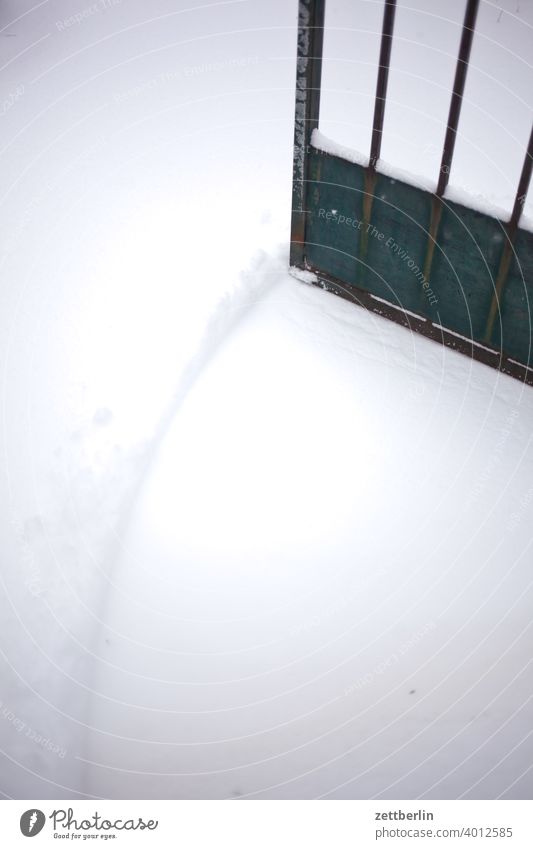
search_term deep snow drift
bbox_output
[82,259,533,800]
[1,0,532,800]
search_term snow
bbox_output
[310,128,370,169]
[443,186,533,233]
[311,127,440,195]
[81,262,533,800]
[376,157,436,196]
[288,266,319,286]
[1,0,532,803]
[311,130,533,231]
[432,324,499,355]
[370,293,427,322]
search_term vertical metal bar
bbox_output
[290,0,326,268]
[360,0,397,283]
[484,122,533,343]
[436,0,480,197]
[509,122,533,234]
[421,195,443,295]
[423,0,479,293]
[369,0,397,170]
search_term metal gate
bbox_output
[290,0,533,385]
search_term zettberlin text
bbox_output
[375,810,434,821]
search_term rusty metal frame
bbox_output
[423,0,480,286]
[361,0,397,269]
[484,123,533,342]
[290,0,325,268]
[289,0,533,385]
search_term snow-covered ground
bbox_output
[0,0,532,800]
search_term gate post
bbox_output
[290,0,326,268]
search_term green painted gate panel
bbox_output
[429,201,502,342]
[306,149,364,287]
[494,227,533,362]
[290,0,533,384]
[363,172,433,317]
[302,145,533,378]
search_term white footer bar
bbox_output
[1,800,532,848]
